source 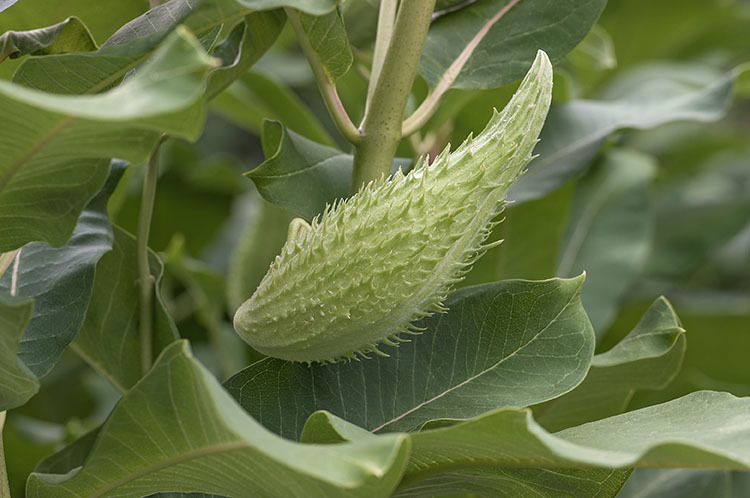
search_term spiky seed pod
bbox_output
[234,50,554,363]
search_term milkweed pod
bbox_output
[234,50,554,363]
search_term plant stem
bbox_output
[10,251,21,297]
[402,0,521,137]
[365,0,398,116]
[137,137,165,376]
[351,0,436,192]
[285,8,361,144]
[0,250,18,281]
[0,411,10,498]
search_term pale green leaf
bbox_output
[298,6,352,83]
[0,28,214,252]
[0,16,97,61]
[224,277,595,438]
[556,149,656,332]
[0,294,38,411]
[534,297,686,432]
[26,341,410,498]
[618,468,750,498]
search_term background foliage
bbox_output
[1,0,749,496]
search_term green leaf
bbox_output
[71,225,178,392]
[224,276,595,439]
[556,149,656,332]
[0,27,215,253]
[0,163,123,386]
[0,16,97,61]
[0,295,38,411]
[618,468,750,498]
[225,191,294,313]
[298,6,352,83]
[510,63,739,203]
[564,24,617,72]
[396,390,750,490]
[247,121,410,219]
[420,0,607,90]
[26,341,410,498]
[534,297,686,432]
[210,70,335,146]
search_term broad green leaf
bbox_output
[246,120,409,219]
[534,297,686,432]
[225,190,294,313]
[618,468,750,498]
[509,63,741,203]
[210,70,335,145]
[420,0,606,90]
[297,6,352,83]
[300,411,632,498]
[0,16,97,61]
[556,149,656,332]
[0,295,37,411]
[224,276,595,439]
[26,341,410,498]
[0,163,123,384]
[397,391,750,489]
[0,28,214,253]
[71,225,178,392]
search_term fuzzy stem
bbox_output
[0,411,10,498]
[365,0,398,115]
[351,0,436,192]
[402,0,521,137]
[137,137,165,376]
[286,8,361,144]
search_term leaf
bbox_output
[420,0,607,90]
[0,295,38,411]
[71,225,179,392]
[0,0,20,13]
[0,16,97,61]
[0,27,215,253]
[0,163,123,386]
[534,297,686,432]
[298,6,352,83]
[396,390,750,490]
[210,70,335,146]
[556,149,656,332]
[224,276,595,439]
[564,24,617,72]
[225,190,294,313]
[509,63,740,203]
[26,341,410,498]
[618,468,750,498]
[247,121,410,219]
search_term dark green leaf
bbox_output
[0,163,123,383]
[510,63,740,203]
[225,276,595,439]
[0,295,37,411]
[0,16,97,61]
[26,341,410,498]
[556,149,656,332]
[71,225,178,392]
[298,6,352,83]
[421,0,607,89]
[247,120,409,219]
[0,28,214,252]
[534,297,686,432]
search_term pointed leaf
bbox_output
[297,6,352,83]
[510,63,741,203]
[535,297,686,432]
[0,16,97,61]
[225,277,595,439]
[556,149,656,331]
[26,341,410,498]
[0,28,215,252]
[71,225,178,392]
[420,0,606,90]
[0,163,123,383]
[246,121,409,219]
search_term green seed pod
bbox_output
[234,50,553,363]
